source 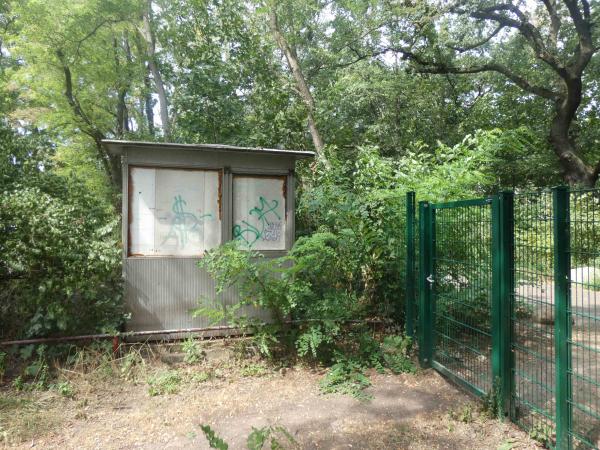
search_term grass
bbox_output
[0,338,537,449]
[0,392,63,445]
[182,336,204,364]
[191,370,211,383]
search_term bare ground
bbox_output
[0,343,538,450]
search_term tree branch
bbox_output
[447,24,505,53]
[74,18,127,57]
[392,46,560,100]
[541,0,561,49]
[562,0,595,76]
[56,49,113,182]
[460,3,567,76]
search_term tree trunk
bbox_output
[268,6,328,165]
[57,48,122,200]
[140,0,170,141]
[143,63,155,136]
[549,78,597,187]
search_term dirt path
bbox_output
[2,366,536,450]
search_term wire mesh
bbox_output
[569,189,600,449]
[432,200,493,394]
[412,201,419,337]
[415,188,600,448]
[511,191,556,444]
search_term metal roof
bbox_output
[102,139,315,159]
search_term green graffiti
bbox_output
[162,195,212,248]
[233,197,282,247]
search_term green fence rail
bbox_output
[409,187,600,449]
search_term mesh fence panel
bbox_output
[432,200,493,394]
[569,189,600,448]
[414,188,600,448]
[512,191,556,443]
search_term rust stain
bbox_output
[282,175,287,201]
[217,170,223,220]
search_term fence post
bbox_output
[554,186,571,450]
[491,192,514,418]
[418,201,434,367]
[405,192,416,339]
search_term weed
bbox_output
[182,336,203,364]
[53,381,74,398]
[23,356,50,390]
[241,363,268,377]
[11,376,24,391]
[192,371,211,383]
[497,438,518,450]
[247,425,297,450]
[381,335,416,374]
[230,339,254,360]
[119,350,145,381]
[200,425,228,450]
[320,360,372,401]
[449,403,475,424]
[147,370,181,396]
[200,424,297,450]
[529,422,554,448]
[481,379,503,419]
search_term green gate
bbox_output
[418,195,514,408]
[414,188,600,449]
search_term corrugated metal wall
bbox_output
[125,258,273,334]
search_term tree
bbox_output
[380,0,600,186]
[268,2,326,159]
[138,0,170,140]
[8,0,173,194]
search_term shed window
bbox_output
[129,167,221,256]
[233,175,286,250]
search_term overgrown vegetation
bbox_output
[0,125,123,340]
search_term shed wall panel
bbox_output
[130,167,156,255]
[124,258,271,334]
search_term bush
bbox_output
[319,360,372,401]
[0,125,124,339]
[196,230,366,359]
[0,187,124,338]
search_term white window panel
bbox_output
[129,167,221,256]
[129,167,156,255]
[233,176,286,251]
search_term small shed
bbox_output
[102,140,314,335]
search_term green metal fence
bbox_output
[511,191,556,441]
[568,189,600,449]
[409,187,600,449]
